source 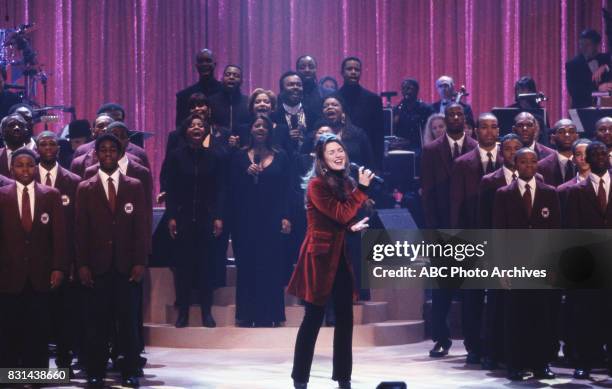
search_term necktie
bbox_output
[108,177,117,213]
[564,160,575,183]
[598,179,607,213]
[512,172,517,181]
[22,186,32,233]
[45,172,52,187]
[453,142,460,160]
[486,152,495,174]
[523,183,532,218]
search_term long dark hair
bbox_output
[303,133,355,201]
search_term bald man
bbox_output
[513,112,554,160]
[537,119,579,186]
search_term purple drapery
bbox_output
[2,0,611,193]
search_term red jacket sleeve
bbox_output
[308,178,368,225]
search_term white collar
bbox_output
[446,133,465,148]
[283,102,303,115]
[16,180,35,193]
[478,146,497,160]
[118,154,130,175]
[502,166,517,183]
[517,176,537,191]
[98,168,120,184]
[589,171,610,186]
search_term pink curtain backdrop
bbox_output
[2,0,612,193]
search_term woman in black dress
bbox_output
[165,113,225,328]
[230,114,292,327]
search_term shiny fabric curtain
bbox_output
[2,0,611,193]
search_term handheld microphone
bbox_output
[290,114,299,130]
[253,153,261,184]
[349,162,384,184]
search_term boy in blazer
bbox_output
[493,148,560,381]
[0,148,66,368]
[75,134,147,387]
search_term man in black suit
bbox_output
[566,29,612,108]
[421,103,478,358]
[513,111,554,159]
[209,64,250,135]
[564,141,612,379]
[493,148,560,381]
[537,119,579,186]
[431,75,475,129]
[176,48,222,125]
[337,56,384,168]
[392,78,434,153]
[0,66,21,121]
[296,55,322,114]
[271,71,320,152]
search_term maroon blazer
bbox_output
[421,135,478,228]
[537,152,566,187]
[287,177,368,306]
[35,165,81,266]
[0,148,10,178]
[556,176,580,223]
[0,172,12,187]
[83,160,153,252]
[0,183,67,294]
[450,147,503,228]
[534,142,555,160]
[73,140,150,170]
[478,169,545,228]
[75,173,148,276]
[565,174,612,228]
[493,179,561,229]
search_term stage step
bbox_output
[144,319,424,348]
[165,301,389,327]
[213,286,300,306]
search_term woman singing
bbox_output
[288,134,374,389]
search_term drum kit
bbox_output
[1,23,75,125]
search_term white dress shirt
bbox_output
[589,171,610,200]
[503,166,518,185]
[38,163,59,188]
[117,154,130,175]
[478,147,498,172]
[517,177,537,206]
[446,133,465,153]
[98,169,121,200]
[557,153,572,179]
[16,181,35,221]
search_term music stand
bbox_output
[491,107,547,137]
[569,108,612,138]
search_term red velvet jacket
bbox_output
[287,176,368,306]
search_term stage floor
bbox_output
[50,341,612,388]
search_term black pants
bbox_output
[431,289,453,344]
[0,283,50,368]
[50,279,81,368]
[483,289,506,362]
[292,258,353,383]
[82,271,140,378]
[567,289,612,368]
[462,289,484,355]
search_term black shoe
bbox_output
[507,368,525,381]
[466,352,481,364]
[138,356,147,368]
[429,340,452,358]
[86,376,104,388]
[293,380,307,389]
[202,312,216,328]
[122,376,140,387]
[533,366,555,379]
[175,309,189,328]
[573,368,590,379]
[481,357,498,370]
[338,380,351,389]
